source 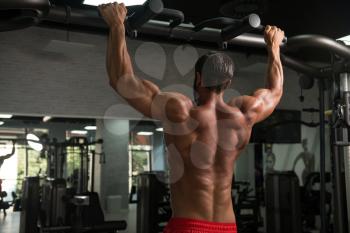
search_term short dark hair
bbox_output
[194,52,234,93]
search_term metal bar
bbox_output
[25,128,29,177]
[127,0,164,30]
[0,0,50,13]
[331,145,346,233]
[193,17,237,32]
[318,79,327,233]
[340,72,350,231]
[286,35,350,60]
[91,150,95,192]
[343,146,350,230]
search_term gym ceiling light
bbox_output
[0,114,13,119]
[26,133,43,152]
[0,121,4,126]
[338,35,350,46]
[156,128,163,132]
[71,130,88,135]
[84,126,97,130]
[137,131,153,136]
[83,0,146,6]
[43,116,52,122]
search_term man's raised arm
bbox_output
[99,3,161,118]
[98,3,192,121]
[230,26,285,125]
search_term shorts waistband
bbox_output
[166,217,237,232]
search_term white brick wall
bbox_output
[0,26,319,118]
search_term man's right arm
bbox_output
[230,26,284,125]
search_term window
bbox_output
[129,131,153,193]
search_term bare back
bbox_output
[98,6,284,224]
[163,100,253,223]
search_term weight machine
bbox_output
[0,135,127,233]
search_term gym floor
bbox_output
[0,204,138,233]
[0,212,19,233]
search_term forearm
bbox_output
[107,25,135,88]
[105,24,160,117]
[266,46,284,95]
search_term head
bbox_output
[193,52,234,105]
[266,154,276,171]
[302,138,308,151]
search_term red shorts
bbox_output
[163,218,237,233]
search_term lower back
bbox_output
[169,168,236,223]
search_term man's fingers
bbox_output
[265,25,271,33]
[120,2,127,14]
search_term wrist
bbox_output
[267,45,280,55]
[110,23,125,33]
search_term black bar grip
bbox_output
[158,8,184,28]
[194,17,237,32]
[221,13,261,41]
[127,0,164,30]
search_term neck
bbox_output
[197,92,224,106]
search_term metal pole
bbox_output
[342,146,350,230]
[331,145,346,233]
[91,150,95,192]
[318,79,327,233]
[340,73,350,232]
[79,145,84,194]
[25,128,29,177]
[329,73,347,233]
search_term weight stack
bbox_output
[19,177,40,233]
[265,171,302,233]
[41,179,67,227]
[137,172,169,233]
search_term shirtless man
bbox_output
[98,3,284,233]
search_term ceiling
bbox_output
[161,0,350,39]
[51,0,350,39]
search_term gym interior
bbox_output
[0,0,349,233]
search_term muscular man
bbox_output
[99,3,284,232]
